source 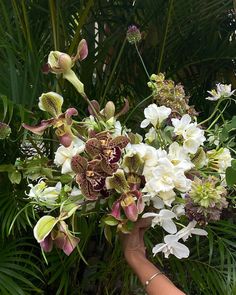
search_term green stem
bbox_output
[122,94,153,127]
[157,0,174,73]
[198,99,223,126]
[206,101,229,131]
[135,43,150,79]
[49,0,58,50]
[101,38,126,106]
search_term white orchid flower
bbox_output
[152,234,190,259]
[142,209,177,234]
[28,181,61,207]
[141,104,171,128]
[176,220,208,242]
[54,138,85,174]
[206,83,235,101]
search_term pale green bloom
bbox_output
[189,177,226,208]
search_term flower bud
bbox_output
[126,25,141,44]
[104,101,115,120]
[48,51,72,74]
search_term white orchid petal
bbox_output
[162,220,177,234]
[191,228,208,236]
[172,242,190,259]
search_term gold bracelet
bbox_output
[144,271,164,288]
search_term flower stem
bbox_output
[135,43,150,79]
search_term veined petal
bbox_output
[39,92,63,117]
[34,216,58,243]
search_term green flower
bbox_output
[189,177,226,208]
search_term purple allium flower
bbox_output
[126,25,141,44]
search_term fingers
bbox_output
[134,217,153,230]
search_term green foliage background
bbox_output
[0,0,236,294]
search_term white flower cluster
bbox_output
[122,102,232,259]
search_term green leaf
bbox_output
[226,167,236,187]
[0,164,14,173]
[231,159,236,171]
[103,216,119,226]
[8,170,21,184]
[104,224,112,244]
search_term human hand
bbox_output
[120,217,152,264]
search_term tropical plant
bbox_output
[0,1,236,294]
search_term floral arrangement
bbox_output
[3,27,236,260]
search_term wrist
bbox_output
[125,250,147,267]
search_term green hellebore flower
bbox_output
[189,177,226,208]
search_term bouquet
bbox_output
[6,26,235,260]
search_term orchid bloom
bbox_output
[206,83,235,101]
[34,215,79,256]
[142,209,177,234]
[23,92,78,147]
[28,180,61,208]
[176,220,208,242]
[106,169,144,222]
[152,234,190,259]
[44,39,88,95]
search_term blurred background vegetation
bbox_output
[0,0,236,294]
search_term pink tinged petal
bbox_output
[88,100,100,116]
[42,63,51,74]
[65,108,78,118]
[62,235,80,256]
[115,98,129,119]
[132,190,144,214]
[122,202,138,222]
[40,234,53,252]
[59,133,73,147]
[53,232,66,250]
[111,201,121,220]
[23,119,53,135]
[77,39,88,61]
